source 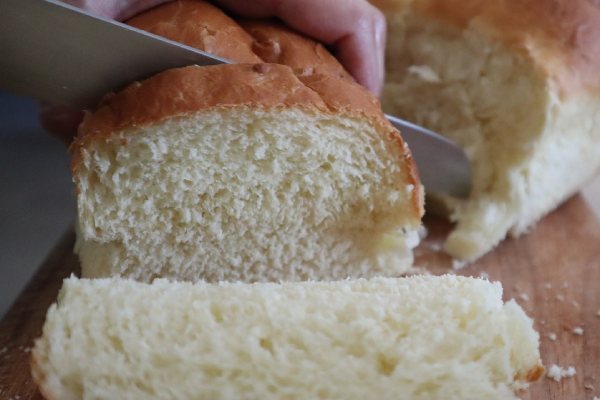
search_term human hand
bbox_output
[216,0,386,95]
[42,0,386,142]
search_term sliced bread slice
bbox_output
[32,275,543,400]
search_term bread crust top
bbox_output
[373,0,600,96]
[240,19,354,82]
[76,63,325,138]
[127,0,262,63]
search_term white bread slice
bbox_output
[31,275,543,400]
[71,62,422,282]
[372,0,600,261]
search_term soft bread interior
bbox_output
[379,7,600,260]
[32,276,543,400]
[75,108,419,282]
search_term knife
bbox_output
[0,0,471,197]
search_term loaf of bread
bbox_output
[372,0,600,261]
[71,1,423,282]
[31,275,543,400]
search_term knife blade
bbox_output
[0,0,471,197]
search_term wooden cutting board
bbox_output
[1,194,599,399]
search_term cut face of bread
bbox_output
[374,0,600,261]
[72,64,422,282]
[32,275,543,400]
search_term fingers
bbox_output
[215,0,387,95]
[39,104,84,145]
[332,10,386,96]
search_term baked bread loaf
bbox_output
[71,1,423,282]
[32,275,543,400]
[372,0,600,261]
[72,63,422,282]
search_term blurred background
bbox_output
[0,90,74,317]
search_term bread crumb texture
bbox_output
[373,0,600,261]
[32,275,542,400]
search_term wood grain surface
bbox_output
[0,193,599,399]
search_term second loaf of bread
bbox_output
[373,0,600,261]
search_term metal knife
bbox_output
[0,0,471,197]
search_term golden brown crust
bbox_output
[524,364,545,382]
[513,363,545,387]
[372,0,600,95]
[240,19,354,82]
[126,0,261,63]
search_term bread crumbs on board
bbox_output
[572,327,584,335]
[546,364,576,382]
[519,293,530,302]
